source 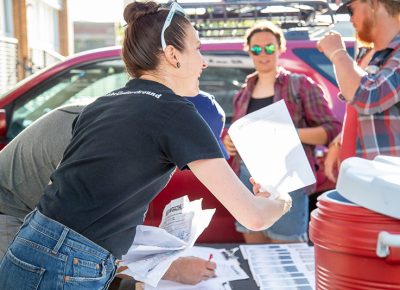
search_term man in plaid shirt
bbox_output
[318,0,400,159]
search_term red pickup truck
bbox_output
[0,36,354,242]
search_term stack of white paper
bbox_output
[120,196,215,287]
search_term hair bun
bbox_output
[123,1,160,24]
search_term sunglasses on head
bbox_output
[250,44,277,56]
[161,1,185,50]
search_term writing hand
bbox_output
[162,256,216,285]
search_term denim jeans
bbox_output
[0,210,117,290]
[236,162,309,242]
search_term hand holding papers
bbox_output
[120,196,215,287]
[228,100,315,199]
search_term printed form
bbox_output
[240,243,315,290]
[228,100,315,199]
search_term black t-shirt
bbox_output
[246,96,274,114]
[38,79,223,258]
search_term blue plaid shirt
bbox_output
[351,33,400,159]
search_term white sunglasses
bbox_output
[160,1,185,50]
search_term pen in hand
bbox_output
[207,253,217,278]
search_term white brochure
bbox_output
[228,100,315,199]
[120,196,215,287]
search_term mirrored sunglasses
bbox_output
[161,1,185,50]
[250,44,277,56]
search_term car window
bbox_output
[200,66,253,123]
[200,53,253,124]
[292,47,355,86]
[6,46,349,139]
[7,53,252,139]
[7,59,129,139]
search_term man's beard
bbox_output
[357,16,374,43]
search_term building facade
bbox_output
[0,0,18,93]
[0,0,68,93]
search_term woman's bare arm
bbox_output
[188,158,291,231]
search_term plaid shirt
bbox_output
[351,33,400,159]
[231,67,341,192]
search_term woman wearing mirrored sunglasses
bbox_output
[223,21,341,245]
[0,2,292,289]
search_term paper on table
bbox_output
[228,100,315,199]
[144,278,228,290]
[144,246,248,290]
[240,243,315,290]
[182,246,249,282]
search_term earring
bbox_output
[176,62,180,68]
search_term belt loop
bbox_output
[52,227,69,255]
[24,209,37,224]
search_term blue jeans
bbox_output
[0,210,117,290]
[236,162,309,242]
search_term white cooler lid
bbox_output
[336,156,400,219]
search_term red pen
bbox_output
[208,253,213,262]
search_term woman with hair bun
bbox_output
[0,2,291,289]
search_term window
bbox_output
[292,47,355,86]
[200,66,252,124]
[8,59,128,138]
[4,0,13,37]
[200,52,253,124]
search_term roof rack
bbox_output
[179,1,335,38]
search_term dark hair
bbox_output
[244,21,286,52]
[122,1,190,78]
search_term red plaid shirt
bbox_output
[231,67,341,192]
[350,33,400,159]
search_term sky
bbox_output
[68,0,125,23]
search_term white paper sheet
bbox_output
[228,100,315,199]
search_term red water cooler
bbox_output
[310,190,400,289]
